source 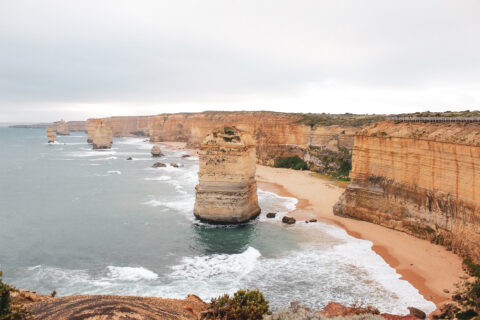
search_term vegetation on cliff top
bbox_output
[202,289,269,320]
[298,113,386,128]
[0,272,32,320]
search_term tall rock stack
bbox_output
[86,119,103,143]
[55,119,70,135]
[46,127,57,143]
[92,120,113,149]
[194,127,261,224]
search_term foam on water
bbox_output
[144,175,172,181]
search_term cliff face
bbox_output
[335,121,480,262]
[149,112,357,175]
[92,120,113,149]
[86,112,358,176]
[65,121,86,132]
[54,119,70,135]
[194,127,260,223]
[87,116,151,138]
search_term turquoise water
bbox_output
[0,127,435,314]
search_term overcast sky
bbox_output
[1,0,479,122]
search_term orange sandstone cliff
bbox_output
[85,112,359,176]
[335,121,480,262]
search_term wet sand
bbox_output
[256,165,465,310]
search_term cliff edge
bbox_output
[335,121,480,262]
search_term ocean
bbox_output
[0,127,435,314]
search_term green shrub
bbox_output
[224,127,235,135]
[0,271,32,320]
[456,309,478,320]
[274,156,308,170]
[205,289,269,320]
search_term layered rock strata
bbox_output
[92,121,113,149]
[46,128,57,143]
[86,112,358,176]
[86,118,102,143]
[335,121,480,262]
[194,127,261,223]
[54,119,69,135]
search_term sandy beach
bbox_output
[256,165,465,310]
[162,142,465,310]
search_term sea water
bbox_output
[0,127,435,315]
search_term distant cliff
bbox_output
[87,112,365,179]
[335,121,480,262]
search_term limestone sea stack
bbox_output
[151,145,164,157]
[92,120,113,149]
[46,127,57,143]
[194,127,261,224]
[55,119,70,135]
[86,118,102,143]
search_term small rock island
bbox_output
[92,120,113,149]
[194,127,261,223]
[46,127,57,143]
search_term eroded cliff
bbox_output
[92,120,113,149]
[194,127,260,223]
[54,119,69,135]
[85,112,364,178]
[335,121,480,262]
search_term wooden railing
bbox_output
[387,116,480,122]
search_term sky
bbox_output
[1,0,480,122]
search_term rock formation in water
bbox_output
[46,128,57,143]
[54,119,70,135]
[151,145,164,157]
[194,127,261,223]
[335,121,480,262]
[92,120,113,149]
[86,118,102,143]
[86,112,362,177]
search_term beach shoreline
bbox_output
[158,141,464,312]
[256,165,465,312]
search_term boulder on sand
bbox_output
[282,216,296,224]
[151,145,164,157]
[152,162,166,168]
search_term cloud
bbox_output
[0,0,479,121]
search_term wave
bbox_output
[169,247,261,281]
[105,266,158,281]
[107,170,121,175]
[142,196,194,213]
[89,156,118,161]
[144,175,171,181]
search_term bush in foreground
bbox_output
[203,289,269,320]
[0,271,32,320]
[274,156,308,170]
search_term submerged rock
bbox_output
[282,216,296,224]
[151,145,164,157]
[194,127,260,224]
[181,154,191,158]
[309,219,317,223]
[126,157,133,160]
[152,162,166,168]
[266,212,277,218]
